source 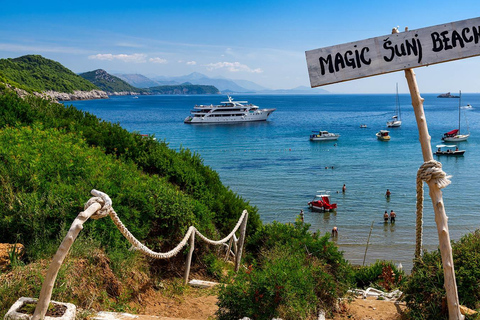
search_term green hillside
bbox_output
[0,55,98,93]
[79,69,146,93]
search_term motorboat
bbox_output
[461,104,473,109]
[360,124,368,128]
[184,96,276,124]
[442,91,470,142]
[308,191,337,212]
[435,144,465,156]
[387,83,402,127]
[309,130,340,141]
[376,130,390,141]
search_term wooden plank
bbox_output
[306,17,480,87]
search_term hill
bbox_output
[115,73,162,88]
[0,55,99,93]
[80,69,145,94]
[148,83,220,94]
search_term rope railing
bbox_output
[415,160,451,259]
[32,189,248,320]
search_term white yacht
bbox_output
[184,96,275,124]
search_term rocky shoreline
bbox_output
[42,89,109,101]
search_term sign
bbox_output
[306,17,480,87]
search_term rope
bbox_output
[415,160,451,259]
[83,189,247,260]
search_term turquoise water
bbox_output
[68,93,480,271]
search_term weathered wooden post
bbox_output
[184,231,195,285]
[305,18,480,320]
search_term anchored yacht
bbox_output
[184,96,275,124]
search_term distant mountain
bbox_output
[0,55,98,93]
[231,79,269,91]
[152,72,253,93]
[115,73,161,88]
[80,69,144,94]
[148,84,219,95]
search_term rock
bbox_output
[41,90,109,101]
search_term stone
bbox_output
[3,297,76,320]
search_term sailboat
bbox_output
[442,90,470,142]
[387,83,402,127]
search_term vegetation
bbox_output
[402,230,480,319]
[353,260,405,291]
[79,69,146,93]
[0,55,98,93]
[217,220,354,319]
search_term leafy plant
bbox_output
[353,260,405,291]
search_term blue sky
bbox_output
[1,0,479,93]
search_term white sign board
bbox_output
[306,17,480,87]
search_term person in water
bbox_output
[300,209,304,223]
[390,210,396,223]
[342,184,346,193]
[331,226,338,237]
[385,189,391,197]
[384,210,389,223]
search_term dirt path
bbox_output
[129,287,406,320]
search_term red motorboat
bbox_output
[308,192,337,212]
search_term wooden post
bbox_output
[399,28,464,320]
[32,202,102,320]
[235,211,248,272]
[362,221,374,266]
[184,231,195,285]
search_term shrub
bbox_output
[402,230,480,319]
[353,260,405,291]
[217,221,354,320]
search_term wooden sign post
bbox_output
[305,18,480,320]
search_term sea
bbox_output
[66,93,480,272]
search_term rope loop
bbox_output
[84,189,113,220]
[417,160,451,189]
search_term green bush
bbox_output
[353,260,405,291]
[0,89,260,240]
[402,230,480,319]
[217,221,353,320]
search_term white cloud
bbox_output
[88,53,147,63]
[186,61,196,65]
[205,61,263,73]
[149,57,167,64]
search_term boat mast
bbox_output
[396,82,401,120]
[458,90,461,133]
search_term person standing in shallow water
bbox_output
[385,189,391,197]
[384,210,389,223]
[331,226,338,237]
[342,184,346,193]
[390,210,396,223]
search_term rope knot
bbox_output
[84,189,112,219]
[418,160,451,189]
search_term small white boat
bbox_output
[309,130,340,141]
[387,83,402,127]
[461,104,473,109]
[376,130,390,141]
[360,124,368,128]
[435,144,465,156]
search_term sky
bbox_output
[1,0,479,93]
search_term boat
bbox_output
[309,130,340,141]
[386,83,402,127]
[438,92,460,98]
[308,191,337,212]
[442,91,470,142]
[360,124,368,128]
[435,144,465,156]
[133,96,139,99]
[376,130,390,141]
[184,96,276,124]
[461,104,473,109]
